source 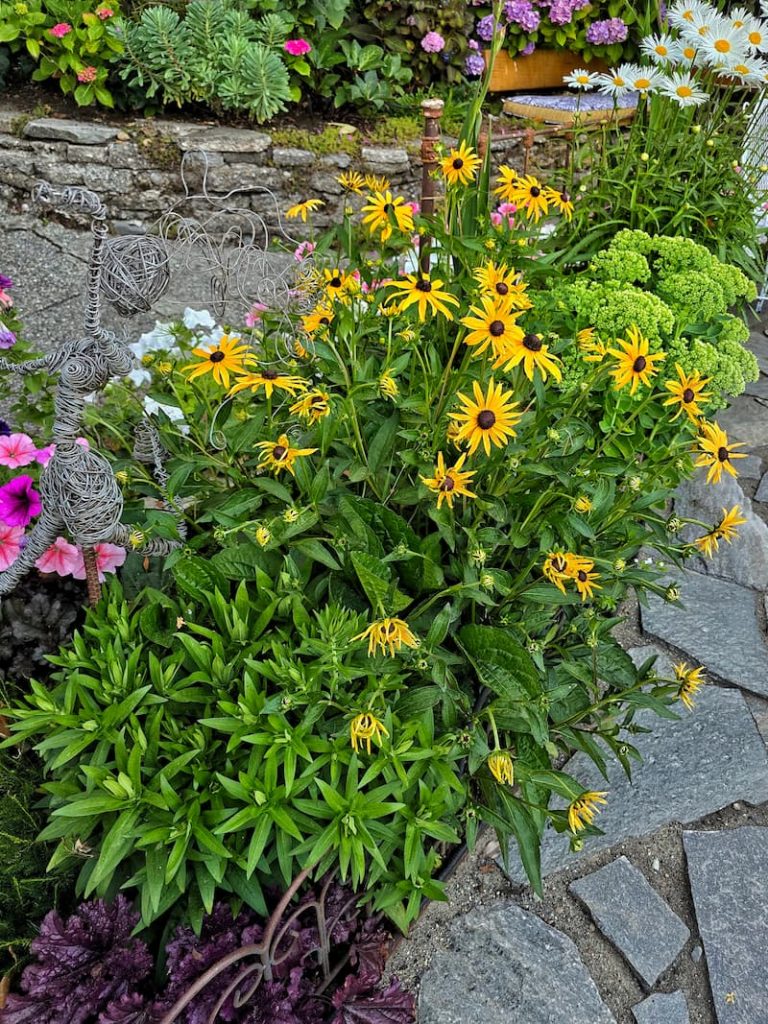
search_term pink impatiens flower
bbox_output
[71,542,127,582]
[49,22,72,37]
[284,38,311,56]
[0,524,24,572]
[0,476,42,527]
[36,537,80,577]
[0,433,38,469]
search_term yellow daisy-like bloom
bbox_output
[440,141,482,187]
[506,174,550,222]
[255,526,271,547]
[283,507,300,523]
[397,327,417,342]
[574,495,592,513]
[544,186,574,220]
[607,326,665,395]
[474,262,531,308]
[387,274,460,321]
[460,295,525,360]
[567,791,608,833]
[364,173,391,192]
[230,367,308,399]
[420,452,477,510]
[379,371,399,399]
[338,171,366,194]
[694,504,747,557]
[289,389,331,424]
[350,712,389,754]
[694,420,747,484]
[493,164,519,200]
[286,198,325,221]
[577,328,608,363]
[255,433,318,476]
[354,617,419,657]
[488,751,514,786]
[663,364,712,422]
[573,562,601,601]
[494,331,563,383]
[674,662,705,710]
[361,191,414,243]
[323,267,359,305]
[542,551,593,593]
[302,304,335,336]
[181,334,252,389]
[451,378,522,456]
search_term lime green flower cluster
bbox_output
[667,318,758,407]
[589,248,651,288]
[556,279,675,346]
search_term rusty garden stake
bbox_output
[419,98,444,276]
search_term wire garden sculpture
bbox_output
[0,153,317,605]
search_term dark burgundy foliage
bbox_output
[1,884,415,1024]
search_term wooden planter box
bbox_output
[486,48,609,92]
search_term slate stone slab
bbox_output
[744,374,768,400]
[23,118,118,145]
[627,645,674,681]
[684,827,768,1024]
[747,331,768,376]
[739,454,764,481]
[502,687,768,882]
[755,472,768,503]
[570,857,689,987]
[718,397,768,446]
[418,901,616,1024]
[632,991,689,1024]
[179,127,272,153]
[642,568,768,697]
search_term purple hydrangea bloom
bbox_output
[421,30,445,52]
[504,0,540,31]
[522,40,536,53]
[586,17,628,44]
[465,52,486,75]
[0,326,16,349]
[0,275,12,290]
[476,14,497,40]
[468,37,480,50]
[549,0,575,24]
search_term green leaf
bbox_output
[459,625,540,700]
[368,412,399,475]
[293,539,341,570]
[351,551,410,614]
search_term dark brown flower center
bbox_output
[577,570,588,582]
[523,333,542,352]
[272,445,288,460]
[311,394,326,405]
[633,356,647,372]
[489,320,506,337]
[452,158,464,169]
[440,475,455,491]
[529,186,541,197]
[416,279,432,292]
[330,276,342,288]
[552,556,567,572]
[262,369,278,380]
[384,203,394,213]
[717,446,730,462]
[209,350,225,363]
[385,621,399,636]
[320,316,331,325]
[495,282,509,296]
[683,387,694,403]
[560,190,571,203]
[477,410,496,430]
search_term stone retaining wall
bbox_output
[0,109,569,232]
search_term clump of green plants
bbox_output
[271,124,360,157]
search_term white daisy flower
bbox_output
[659,70,709,106]
[680,7,718,42]
[563,68,599,90]
[728,6,753,30]
[696,17,748,67]
[623,64,663,93]
[596,64,638,98]
[678,39,700,64]
[667,0,712,31]
[640,33,680,64]
[723,56,768,83]
[744,17,768,52]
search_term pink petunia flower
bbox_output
[284,38,311,56]
[0,433,38,469]
[0,289,11,309]
[293,240,316,262]
[71,542,127,582]
[34,444,56,466]
[0,476,42,527]
[245,302,269,327]
[49,22,72,37]
[36,536,80,576]
[0,524,24,572]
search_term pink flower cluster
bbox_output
[49,22,72,37]
[293,240,316,262]
[96,6,114,18]
[77,66,97,83]
[0,274,12,309]
[421,31,445,53]
[491,201,517,228]
[284,39,311,56]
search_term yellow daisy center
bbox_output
[655,44,668,55]
[612,76,625,86]
[577,74,589,83]
[636,77,652,89]
[677,85,693,97]
[714,39,731,52]
[750,31,762,44]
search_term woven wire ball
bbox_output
[41,445,124,546]
[100,234,171,316]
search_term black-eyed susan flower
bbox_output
[495,332,563,383]
[545,186,574,220]
[574,495,593,513]
[488,751,514,786]
[577,328,607,363]
[573,560,601,601]
[230,366,308,398]
[493,164,519,201]
[379,371,399,399]
[663,364,712,422]
[354,617,419,656]
[507,174,550,222]
[338,171,366,194]
[256,433,317,476]
[567,791,607,833]
[286,198,325,221]
[542,551,592,593]
[451,378,522,456]
[440,141,482,186]
[364,173,391,192]
[694,421,747,484]
[361,191,414,243]
[387,274,460,321]
[350,712,389,754]
[474,262,531,307]
[181,334,252,389]
[674,661,706,710]
[323,267,359,305]
[420,452,477,510]
[255,526,271,547]
[607,326,665,395]
[460,295,525,359]
[694,504,747,557]
[302,304,335,335]
[289,389,331,423]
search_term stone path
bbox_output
[401,318,768,1023]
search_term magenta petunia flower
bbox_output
[0,476,42,527]
[71,543,127,582]
[421,31,446,53]
[49,22,72,37]
[36,536,80,577]
[0,524,24,572]
[0,433,38,469]
[284,38,311,56]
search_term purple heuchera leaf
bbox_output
[348,922,390,987]
[0,896,152,1024]
[98,993,159,1024]
[331,977,416,1024]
